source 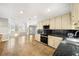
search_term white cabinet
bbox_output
[42,19,50,26]
[50,18,55,29]
[35,34,40,42]
[50,13,71,29]
[55,16,62,29]
[45,19,50,25]
[37,13,71,29]
[41,20,46,26]
[37,19,50,30]
[48,36,63,48]
[71,4,79,29]
[61,13,71,29]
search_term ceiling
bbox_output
[0,3,71,25]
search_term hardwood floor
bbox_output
[0,36,55,56]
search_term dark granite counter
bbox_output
[53,40,79,56]
[38,29,79,38]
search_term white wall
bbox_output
[0,18,8,34]
[0,18,9,40]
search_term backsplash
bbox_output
[37,29,79,38]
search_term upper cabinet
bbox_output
[71,4,79,29]
[36,19,50,29]
[42,19,50,26]
[37,13,72,30]
[55,16,62,29]
[41,20,46,26]
[50,13,71,29]
[50,16,62,29]
[45,19,50,25]
[61,13,71,29]
[50,17,55,29]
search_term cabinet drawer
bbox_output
[48,36,63,48]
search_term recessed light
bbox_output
[47,8,51,12]
[20,10,23,14]
[14,33,19,37]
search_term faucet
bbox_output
[75,31,79,37]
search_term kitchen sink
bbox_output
[66,38,79,42]
[64,38,79,46]
[54,37,79,56]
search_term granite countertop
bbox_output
[53,38,79,56]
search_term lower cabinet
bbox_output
[35,35,63,49]
[35,34,40,42]
[48,36,63,48]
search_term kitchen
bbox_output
[0,3,79,56]
[35,4,79,56]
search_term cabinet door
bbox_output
[35,34,40,42]
[50,16,62,29]
[45,19,50,25]
[50,18,55,29]
[71,4,79,29]
[72,4,79,21]
[48,36,55,48]
[61,13,71,29]
[42,19,50,26]
[48,36,63,48]
[55,16,62,29]
[42,20,46,26]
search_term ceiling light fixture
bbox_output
[47,8,51,12]
[14,33,19,37]
[20,10,24,14]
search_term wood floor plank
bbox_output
[0,37,55,56]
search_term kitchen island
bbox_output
[54,39,79,56]
[37,29,79,56]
